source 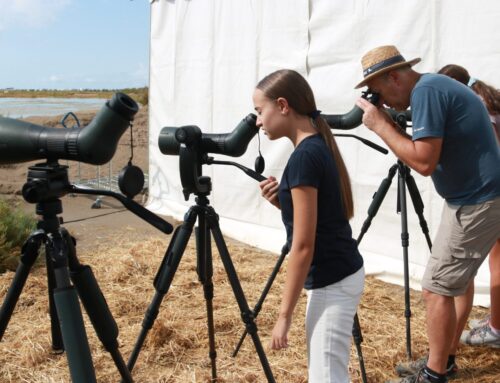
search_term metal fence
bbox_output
[73,164,149,208]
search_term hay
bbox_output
[0,233,498,382]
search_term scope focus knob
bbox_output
[175,125,201,145]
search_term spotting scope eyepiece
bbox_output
[0,92,139,165]
[158,113,258,157]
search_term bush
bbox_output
[135,87,149,106]
[0,198,37,273]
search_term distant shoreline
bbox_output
[0,87,148,105]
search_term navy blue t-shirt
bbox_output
[278,134,363,290]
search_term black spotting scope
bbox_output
[158,113,258,157]
[321,90,411,130]
[0,92,138,165]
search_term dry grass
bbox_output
[0,233,498,382]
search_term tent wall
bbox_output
[148,0,500,306]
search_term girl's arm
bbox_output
[270,185,317,350]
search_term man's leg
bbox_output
[423,290,456,375]
[450,281,474,354]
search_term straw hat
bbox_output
[355,45,421,88]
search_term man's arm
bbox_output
[356,97,442,176]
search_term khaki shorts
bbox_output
[421,196,500,296]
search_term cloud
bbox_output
[0,0,71,30]
[48,74,63,82]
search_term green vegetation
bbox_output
[0,87,149,105]
[0,198,37,273]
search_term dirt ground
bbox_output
[0,106,498,382]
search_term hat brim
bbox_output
[355,57,421,89]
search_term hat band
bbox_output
[363,55,405,77]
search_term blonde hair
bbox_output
[256,69,354,219]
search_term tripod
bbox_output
[357,159,432,359]
[125,182,275,382]
[0,162,134,383]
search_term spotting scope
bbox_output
[0,92,138,165]
[321,90,411,130]
[158,113,258,157]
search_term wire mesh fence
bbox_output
[71,162,149,208]
[58,111,149,208]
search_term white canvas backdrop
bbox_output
[147,0,500,306]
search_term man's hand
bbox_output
[356,97,395,133]
[356,97,443,176]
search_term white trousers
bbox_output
[306,266,365,383]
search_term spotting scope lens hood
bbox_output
[158,113,258,157]
[0,92,139,165]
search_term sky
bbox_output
[0,0,151,90]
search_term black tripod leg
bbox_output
[0,230,45,340]
[205,209,275,383]
[353,167,400,383]
[357,164,398,243]
[196,217,217,381]
[232,243,289,357]
[46,250,64,352]
[405,171,432,251]
[352,313,368,383]
[63,229,133,383]
[49,232,97,383]
[126,208,197,375]
[397,163,412,360]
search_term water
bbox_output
[0,97,108,118]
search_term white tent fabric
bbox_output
[147,0,500,306]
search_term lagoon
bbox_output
[0,97,107,118]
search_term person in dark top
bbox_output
[253,69,364,383]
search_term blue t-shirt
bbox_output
[411,73,500,205]
[278,134,363,290]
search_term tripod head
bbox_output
[21,161,173,234]
[20,162,70,235]
[23,162,71,205]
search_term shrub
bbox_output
[134,87,149,106]
[0,198,37,273]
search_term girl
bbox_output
[253,69,364,383]
[438,64,500,143]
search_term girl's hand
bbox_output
[259,176,280,209]
[269,315,292,350]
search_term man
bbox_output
[355,45,500,383]
[437,64,500,351]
